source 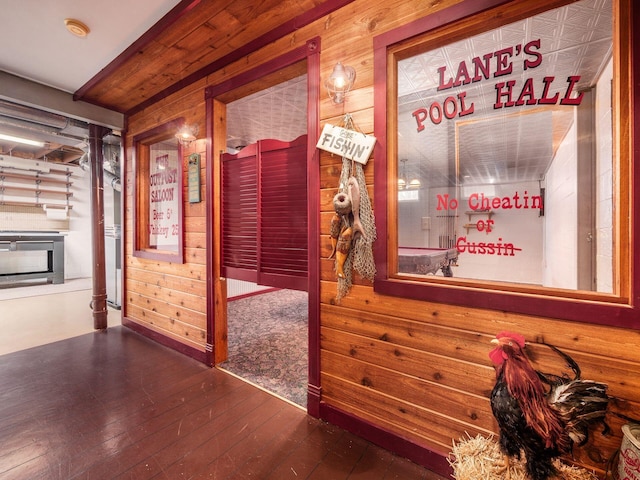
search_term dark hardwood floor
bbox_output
[0,326,449,480]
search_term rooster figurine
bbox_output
[489,331,610,480]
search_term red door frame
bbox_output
[204,38,322,415]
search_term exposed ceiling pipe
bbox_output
[0,114,87,149]
[0,100,92,153]
[0,99,69,129]
[79,151,121,192]
[0,98,121,189]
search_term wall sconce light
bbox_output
[175,124,198,146]
[325,62,356,104]
[398,159,421,190]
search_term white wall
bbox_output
[453,181,543,284]
[398,182,544,284]
[398,189,430,247]
[543,118,578,289]
[227,278,272,299]
[595,58,614,293]
[541,59,613,292]
[63,165,93,279]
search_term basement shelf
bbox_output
[465,209,493,219]
[0,185,73,197]
[0,169,73,186]
[0,200,73,209]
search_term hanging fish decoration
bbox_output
[347,176,366,240]
[333,191,352,216]
[328,212,341,259]
[335,226,353,278]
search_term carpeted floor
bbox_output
[220,288,308,408]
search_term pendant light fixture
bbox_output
[398,159,421,190]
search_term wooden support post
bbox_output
[89,124,110,330]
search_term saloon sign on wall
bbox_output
[148,149,180,251]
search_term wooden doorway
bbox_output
[204,39,322,413]
[220,132,309,408]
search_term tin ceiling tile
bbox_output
[397,0,611,187]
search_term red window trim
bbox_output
[372,0,640,329]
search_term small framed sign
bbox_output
[316,123,376,165]
[187,153,201,203]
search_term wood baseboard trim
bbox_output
[306,383,322,418]
[122,317,210,365]
[319,403,453,477]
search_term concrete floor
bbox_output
[0,278,121,356]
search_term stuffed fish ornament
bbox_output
[347,176,365,240]
[335,226,353,278]
[328,213,341,260]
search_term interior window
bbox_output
[374,0,634,324]
[132,120,184,263]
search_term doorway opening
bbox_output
[216,69,310,408]
[220,287,308,407]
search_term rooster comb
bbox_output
[495,331,526,348]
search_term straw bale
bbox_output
[449,434,599,480]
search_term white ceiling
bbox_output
[0,0,182,162]
[0,0,182,94]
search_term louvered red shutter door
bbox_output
[257,135,308,290]
[221,144,258,282]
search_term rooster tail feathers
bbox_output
[548,380,608,404]
[541,341,581,380]
[565,415,611,446]
[549,379,610,446]
[536,370,571,388]
[539,343,613,447]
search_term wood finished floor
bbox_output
[0,325,449,480]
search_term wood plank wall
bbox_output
[124,80,209,352]
[123,0,640,476]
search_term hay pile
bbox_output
[449,434,599,480]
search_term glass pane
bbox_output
[148,139,180,252]
[396,0,614,292]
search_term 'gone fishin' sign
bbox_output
[316,123,376,165]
